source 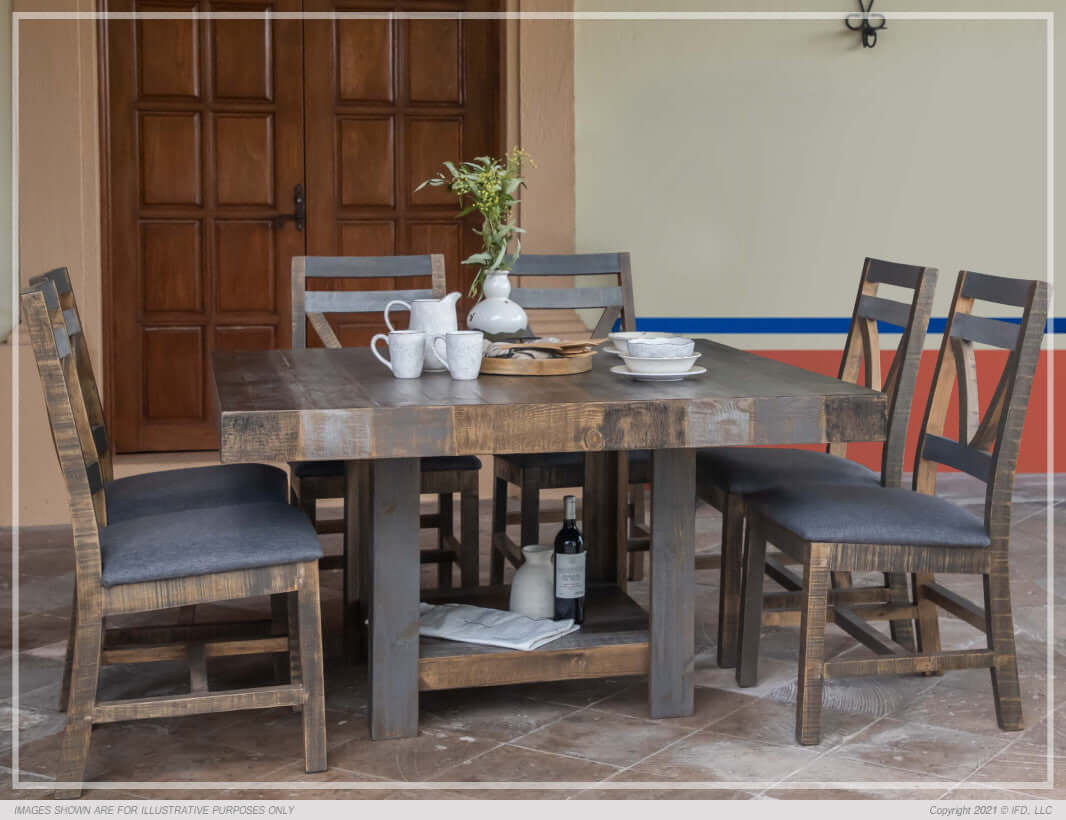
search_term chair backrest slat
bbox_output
[510,253,627,276]
[831,257,938,487]
[922,434,993,482]
[864,258,926,289]
[506,286,624,311]
[303,289,438,314]
[949,312,1021,349]
[27,267,113,483]
[913,270,1048,538]
[21,283,104,585]
[507,252,636,337]
[960,270,1033,307]
[292,254,446,349]
[856,294,914,328]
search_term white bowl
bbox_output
[608,331,660,355]
[620,352,702,374]
[627,337,695,358]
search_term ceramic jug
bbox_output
[509,545,555,619]
[384,291,461,372]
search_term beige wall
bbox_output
[2,3,101,526]
[575,1,1061,348]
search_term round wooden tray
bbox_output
[480,352,594,376]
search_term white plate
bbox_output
[611,364,707,382]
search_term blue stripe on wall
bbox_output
[627,317,1063,334]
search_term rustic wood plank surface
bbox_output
[212,336,888,739]
[214,339,887,463]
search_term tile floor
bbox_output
[0,472,1061,800]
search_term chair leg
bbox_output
[796,546,831,746]
[437,493,454,589]
[885,572,917,651]
[717,493,744,669]
[56,605,103,798]
[627,485,646,582]
[58,585,76,713]
[296,563,327,773]
[913,571,943,675]
[519,477,540,551]
[287,589,302,689]
[460,481,480,588]
[985,561,1024,730]
[270,593,291,683]
[735,523,767,687]
[490,476,508,585]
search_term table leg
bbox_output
[367,457,421,739]
[650,448,696,719]
[583,451,620,583]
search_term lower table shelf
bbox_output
[417,584,650,691]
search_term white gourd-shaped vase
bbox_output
[509,544,555,619]
[467,271,529,335]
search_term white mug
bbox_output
[371,330,426,379]
[431,330,484,380]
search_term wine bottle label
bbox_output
[555,552,586,599]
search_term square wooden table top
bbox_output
[213,339,886,462]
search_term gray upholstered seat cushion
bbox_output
[105,463,288,523]
[697,447,880,496]
[745,484,990,548]
[99,502,323,587]
[291,455,482,479]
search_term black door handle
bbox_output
[274,184,305,231]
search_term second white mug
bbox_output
[431,330,484,380]
[371,330,426,379]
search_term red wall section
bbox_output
[757,349,1061,474]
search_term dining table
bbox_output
[211,338,887,740]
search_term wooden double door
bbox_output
[105,1,500,451]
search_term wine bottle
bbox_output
[553,495,586,624]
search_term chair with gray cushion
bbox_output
[489,252,651,587]
[736,270,1046,744]
[29,268,289,523]
[29,267,297,710]
[697,258,938,669]
[22,280,327,796]
[291,255,482,656]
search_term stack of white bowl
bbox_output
[608,332,700,375]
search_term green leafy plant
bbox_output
[416,148,532,298]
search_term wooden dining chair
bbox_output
[22,281,327,796]
[697,258,937,669]
[488,252,650,586]
[28,267,290,521]
[28,267,294,709]
[290,255,481,592]
[736,270,1046,744]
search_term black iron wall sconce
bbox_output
[846,0,886,48]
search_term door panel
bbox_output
[106,1,501,449]
[107,0,305,451]
[303,1,501,348]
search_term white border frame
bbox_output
[6,6,1057,793]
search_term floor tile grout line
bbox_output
[504,741,624,770]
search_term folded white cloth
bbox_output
[419,602,579,651]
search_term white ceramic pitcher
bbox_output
[384,292,461,372]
